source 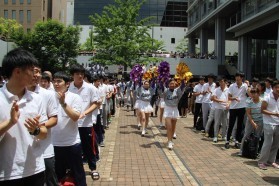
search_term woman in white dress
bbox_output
[162,79,185,150]
[137,81,154,136]
[132,81,142,130]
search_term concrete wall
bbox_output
[78,26,188,53]
[0,40,14,67]
[66,0,75,25]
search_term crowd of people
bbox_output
[1,48,279,186]
[0,48,126,186]
[117,71,279,171]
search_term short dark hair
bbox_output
[258,81,266,92]
[199,76,205,80]
[92,75,100,82]
[69,64,85,75]
[207,73,215,79]
[235,72,245,78]
[217,76,227,82]
[272,80,279,88]
[53,71,71,83]
[250,88,260,94]
[265,77,273,84]
[41,72,51,82]
[2,48,38,78]
[84,70,92,83]
[252,77,259,83]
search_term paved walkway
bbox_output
[85,108,279,186]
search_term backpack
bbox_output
[242,133,259,159]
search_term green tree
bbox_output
[175,38,188,53]
[13,20,80,72]
[0,18,23,41]
[80,30,95,51]
[89,0,163,71]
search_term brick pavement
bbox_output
[86,108,279,186]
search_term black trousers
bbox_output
[79,127,97,171]
[193,103,202,127]
[111,94,116,115]
[54,144,86,186]
[44,157,59,186]
[226,108,246,142]
[0,172,45,186]
[93,114,104,144]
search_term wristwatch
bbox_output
[29,127,41,136]
[61,102,67,108]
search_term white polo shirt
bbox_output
[212,87,229,110]
[99,83,108,105]
[193,84,204,103]
[0,84,47,181]
[265,87,273,94]
[34,85,58,159]
[106,84,114,105]
[52,91,82,146]
[262,92,279,125]
[202,82,216,103]
[69,81,99,127]
[228,82,248,109]
[92,85,102,123]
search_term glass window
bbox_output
[27,10,31,23]
[244,0,255,16]
[12,10,16,19]
[12,0,16,4]
[27,0,31,4]
[19,10,24,23]
[4,10,8,19]
[171,38,175,44]
[4,0,8,4]
[20,0,24,4]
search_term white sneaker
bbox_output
[141,130,146,137]
[159,123,164,128]
[173,133,177,139]
[168,141,173,150]
[137,124,141,130]
[213,137,218,143]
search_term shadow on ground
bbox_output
[262,176,279,185]
[243,160,259,168]
[140,141,161,149]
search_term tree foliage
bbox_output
[0,18,23,40]
[175,38,188,53]
[13,20,81,72]
[89,0,164,69]
[80,30,95,51]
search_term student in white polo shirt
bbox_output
[52,72,86,186]
[27,65,59,186]
[0,48,48,186]
[258,80,279,170]
[192,76,205,129]
[211,77,230,143]
[225,72,248,149]
[68,64,100,180]
[201,74,216,129]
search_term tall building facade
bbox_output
[74,0,188,27]
[0,0,69,32]
[186,0,279,79]
[74,0,188,53]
